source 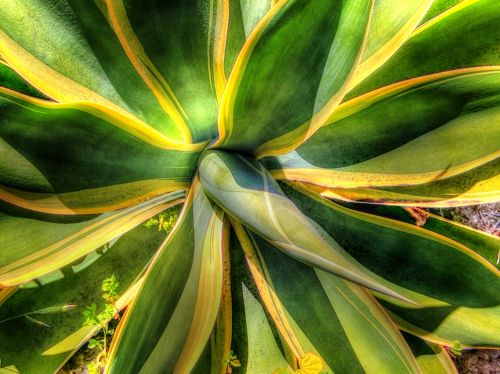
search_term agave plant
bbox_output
[0,0,499,373]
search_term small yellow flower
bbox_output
[295,352,324,374]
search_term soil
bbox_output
[435,203,500,237]
[455,349,500,374]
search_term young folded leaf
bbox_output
[199,150,412,302]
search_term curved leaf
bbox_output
[0,192,184,286]
[233,221,420,373]
[107,180,226,374]
[347,0,434,91]
[344,204,500,267]
[0,0,190,143]
[310,162,500,207]
[104,0,222,141]
[221,0,274,90]
[404,333,457,374]
[348,0,500,98]
[0,60,45,98]
[0,88,197,212]
[282,182,500,347]
[0,221,170,374]
[262,69,500,206]
[228,230,292,373]
[199,150,412,301]
[215,0,372,153]
[0,179,189,215]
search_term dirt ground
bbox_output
[455,349,500,374]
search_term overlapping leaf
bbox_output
[283,182,500,347]
[0,0,498,372]
[107,181,226,373]
[0,191,183,286]
[0,89,195,214]
[198,150,410,301]
[222,0,273,81]
[0,0,192,143]
[261,69,500,206]
[346,0,434,91]
[404,333,457,374]
[103,0,223,141]
[0,221,171,374]
[232,222,420,373]
[216,0,372,152]
[420,0,464,24]
[346,204,500,267]
[0,60,45,98]
[349,0,500,98]
[227,230,292,373]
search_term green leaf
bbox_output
[403,333,457,374]
[101,274,119,303]
[228,233,291,373]
[0,88,195,214]
[87,338,103,350]
[0,191,183,286]
[348,0,500,98]
[262,69,500,206]
[23,315,51,328]
[233,224,420,373]
[0,0,189,141]
[107,181,226,374]
[103,0,222,141]
[345,204,500,267]
[223,0,273,82]
[308,159,499,207]
[0,61,45,98]
[282,182,500,347]
[0,221,169,374]
[347,0,434,91]
[29,304,77,315]
[420,0,465,24]
[241,283,291,373]
[198,150,411,301]
[0,366,20,374]
[82,304,98,327]
[215,0,372,153]
[209,228,233,374]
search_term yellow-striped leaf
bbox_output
[348,0,500,98]
[404,333,457,374]
[0,0,190,144]
[0,88,198,213]
[107,180,226,373]
[215,0,372,153]
[0,191,183,286]
[232,223,420,373]
[283,182,500,347]
[0,220,171,373]
[262,69,500,206]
